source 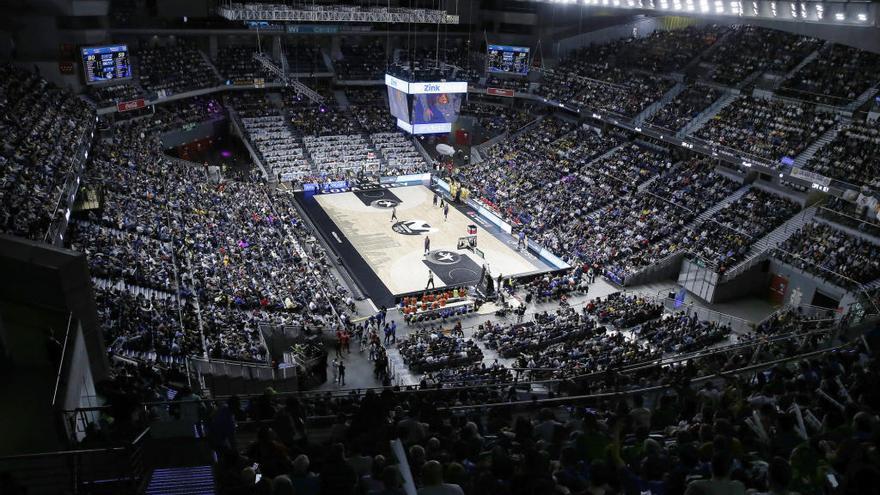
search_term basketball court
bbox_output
[294,183,556,306]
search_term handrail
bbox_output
[51,312,75,407]
[0,426,149,461]
[439,342,854,412]
[64,323,841,415]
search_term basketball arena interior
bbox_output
[2,0,880,493]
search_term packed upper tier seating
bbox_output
[214,45,279,84]
[283,41,328,73]
[0,64,95,241]
[335,39,386,80]
[779,44,880,106]
[347,88,398,133]
[702,25,821,85]
[694,96,836,165]
[87,82,145,107]
[284,89,364,137]
[775,221,880,289]
[460,102,536,138]
[646,84,723,131]
[804,120,880,188]
[616,25,728,73]
[680,189,800,273]
[138,42,219,95]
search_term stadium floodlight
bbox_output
[769,1,776,17]
[752,1,759,15]
[700,0,709,13]
[816,4,823,19]
[789,3,796,18]
[686,0,695,12]
[835,12,845,21]
[715,0,725,13]
[857,13,867,22]
[218,3,458,24]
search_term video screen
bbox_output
[387,86,410,124]
[411,93,462,125]
[81,44,132,85]
[487,45,530,75]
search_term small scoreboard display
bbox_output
[487,45,530,75]
[81,44,132,85]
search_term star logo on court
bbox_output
[371,199,400,209]
[427,250,461,265]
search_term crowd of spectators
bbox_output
[398,329,483,373]
[818,196,880,238]
[148,302,865,495]
[779,44,880,105]
[347,88,398,133]
[702,26,821,85]
[636,312,732,354]
[0,64,95,241]
[284,89,363,137]
[805,120,880,188]
[694,96,837,165]
[600,158,740,282]
[67,117,349,365]
[617,25,726,73]
[486,75,532,94]
[680,189,800,273]
[646,84,723,132]
[87,82,145,108]
[460,102,536,138]
[586,293,664,328]
[283,42,328,73]
[335,39,386,81]
[227,91,311,180]
[563,71,675,118]
[138,41,219,95]
[421,361,513,388]
[475,313,599,359]
[149,96,225,132]
[774,221,880,289]
[214,45,279,84]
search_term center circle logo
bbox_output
[427,250,461,265]
[392,220,435,236]
[371,199,399,209]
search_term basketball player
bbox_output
[390,205,397,222]
[433,193,438,207]
[424,235,431,254]
[443,203,450,221]
[426,270,435,290]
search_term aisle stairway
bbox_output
[199,50,223,84]
[679,92,737,138]
[793,124,840,168]
[635,82,686,125]
[145,466,215,495]
[777,47,823,89]
[721,205,817,282]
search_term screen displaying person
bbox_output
[413,93,460,124]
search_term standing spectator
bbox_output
[338,360,346,386]
[320,443,358,495]
[417,460,464,495]
[684,452,745,495]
